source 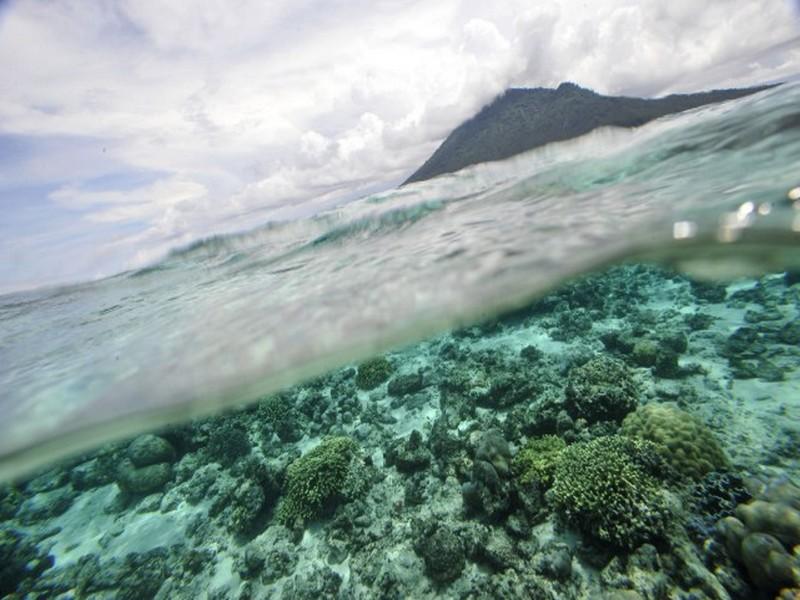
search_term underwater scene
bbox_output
[2,83,800,599]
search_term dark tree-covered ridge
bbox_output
[404,82,774,184]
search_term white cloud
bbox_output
[0,0,798,290]
[50,177,207,224]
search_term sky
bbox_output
[1,0,799,293]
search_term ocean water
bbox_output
[1,83,800,598]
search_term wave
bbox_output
[1,83,799,481]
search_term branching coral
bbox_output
[550,435,672,548]
[278,436,362,525]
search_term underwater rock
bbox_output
[415,523,466,584]
[113,434,177,496]
[25,467,70,494]
[70,455,115,490]
[37,547,171,599]
[601,328,637,356]
[474,369,546,409]
[281,563,342,599]
[628,331,689,379]
[722,325,788,381]
[564,356,640,424]
[548,306,594,341]
[475,429,512,477]
[428,413,467,478]
[403,472,429,507]
[248,526,299,584]
[257,395,302,443]
[384,430,431,473]
[724,326,767,357]
[519,344,543,362]
[235,544,266,580]
[503,389,566,440]
[127,434,175,467]
[115,548,170,600]
[0,485,22,520]
[206,419,251,466]
[16,485,77,524]
[778,320,800,345]
[532,542,573,582]
[685,471,751,543]
[387,370,425,396]
[550,435,673,549]
[462,429,517,519]
[440,350,558,411]
[684,312,716,331]
[224,479,266,534]
[462,458,512,521]
[690,279,728,303]
[631,339,659,368]
[621,403,728,480]
[600,542,701,600]
[116,459,173,495]
[0,527,54,596]
[468,568,553,599]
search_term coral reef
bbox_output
[621,403,729,480]
[355,356,394,390]
[277,436,363,525]
[2,267,798,598]
[564,356,640,423]
[115,434,176,495]
[550,435,674,548]
[715,479,800,596]
[512,435,566,487]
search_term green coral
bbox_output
[355,356,394,391]
[564,355,640,423]
[257,394,300,442]
[512,435,567,487]
[621,403,728,480]
[550,435,672,549]
[277,436,361,525]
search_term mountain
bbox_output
[403,82,774,184]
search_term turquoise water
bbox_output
[1,83,800,598]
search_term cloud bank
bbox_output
[1,0,798,291]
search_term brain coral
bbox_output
[564,355,640,423]
[621,403,728,481]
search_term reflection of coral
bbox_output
[565,356,639,423]
[621,403,728,480]
[550,435,672,548]
[717,480,800,594]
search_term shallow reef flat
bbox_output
[2,263,800,599]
